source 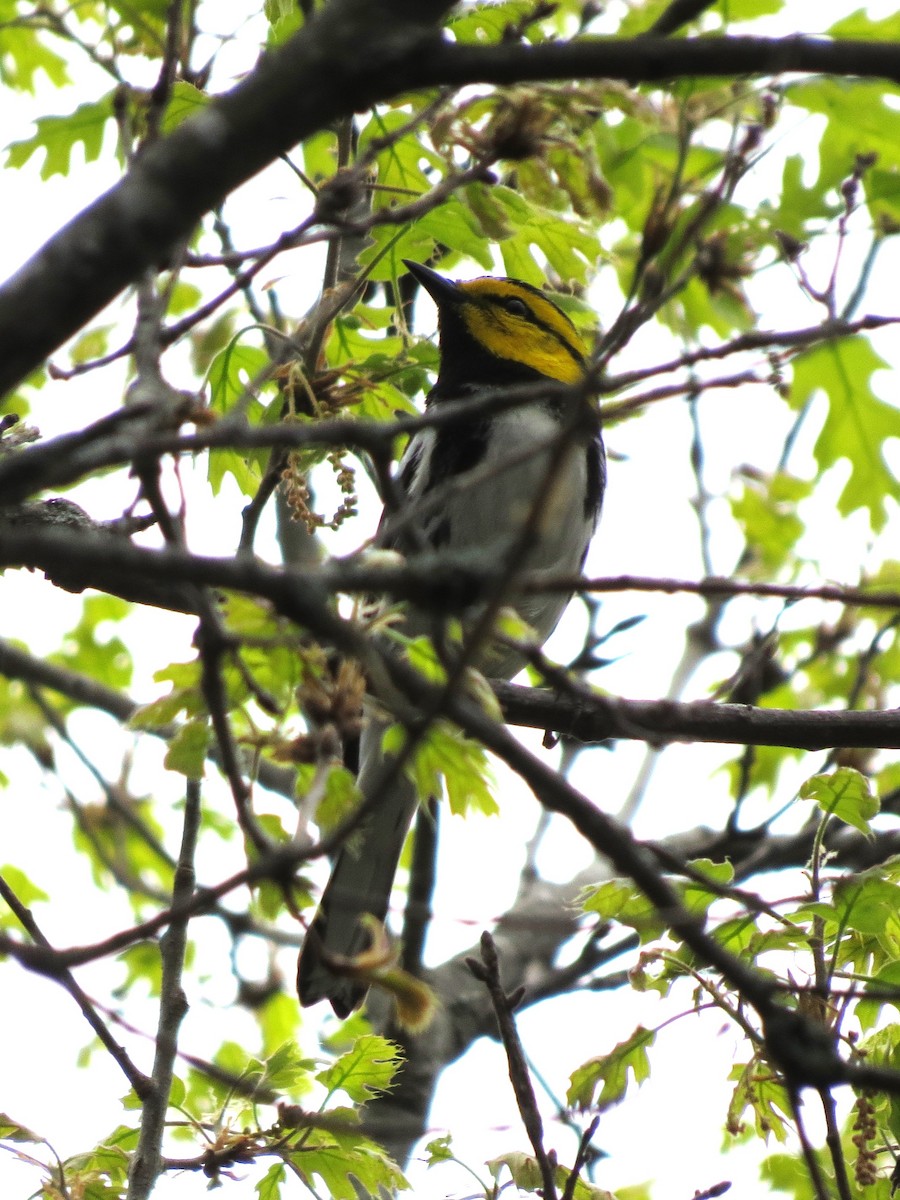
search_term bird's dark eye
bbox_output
[503,296,530,317]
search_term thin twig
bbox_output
[0,637,296,801]
[818,1083,854,1200]
[467,931,558,1200]
[560,1115,600,1200]
[0,871,152,1099]
[127,776,202,1199]
[787,1085,831,1200]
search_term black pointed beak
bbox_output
[402,259,463,306]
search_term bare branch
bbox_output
[495,683,900,752]
[425,34,900,92]
[7,526,900,754]
[128,777,201,1199]
[467,931,558,1200]
[0,871,152,1099]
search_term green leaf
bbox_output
[0,671,53,763]
[140,653,249,727]
[614,0,678,38]
[356,225,436,282]
[207,336,270,408]
[787,78,900,192]
[491,186,599,284]
[414,198,494,269]
[466,181,514,241]
[0,1112,44,1143]
[799,767,879,835]
[161,80,208,133]
[713,915,760,957]
[219,594,302,707]
[167,280,203,317]
[306,765,361,835]
[0,25,70,91]
[256,812,290,846]
[260,1042,316,1093]
[268,5,305,44]
[200,1042,315,1110]
[118,941,163,997]
[264,0,296,21]
[401,634,449,684]
[728,1059,792,1142]
[488,1150,613,1199]
[385,720,497,817]
[681,858,734,915]
[206,335,275,495]
[316,1035,402,1104]
[857,960,900,1030]
[0,864,48,914]
[6,95,114,179]
[765,153,840,240]
[828,7,900,38]
[730,472,811,573]
[759,1151,818,1200]
[567,1026,655,1110]
[423,1134,454,1166]
[288,1133,408,1200]
[70,325,113,365]
[857,1025,900,1141]
[832,873,900,943]
[163,719,210,779]
[129,689,191,730]
[436,727,496,816]
[256,1162,286,1200]
[303,129,336,182]
[580,878,663,942]
[50,595,133,693]
[326,307,406,369]
[259,993,302,1057]
[790,336,900,531]
[448,2,536,43]
[254,876,288,923]
[718,0,782,21]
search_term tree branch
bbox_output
[6,525,900,753]
[0,0,451,395]
[2,20,899,395]
[495,682,900,751]
[424,33,900,91]
[128,777,201,1199]
[0,871,153,1099]
[468,931,558,1200]
[0,636,297,799]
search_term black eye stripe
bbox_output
[490,299,585,368]
[470,285,586,370]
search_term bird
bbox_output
[296,259,606,1017]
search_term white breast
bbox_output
[388,401,598,676]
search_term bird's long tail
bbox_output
[297,716,419,1017]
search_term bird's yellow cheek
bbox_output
[462,309,584,384]
[515,328,584,384]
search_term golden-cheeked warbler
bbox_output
[297,259,606,1018]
